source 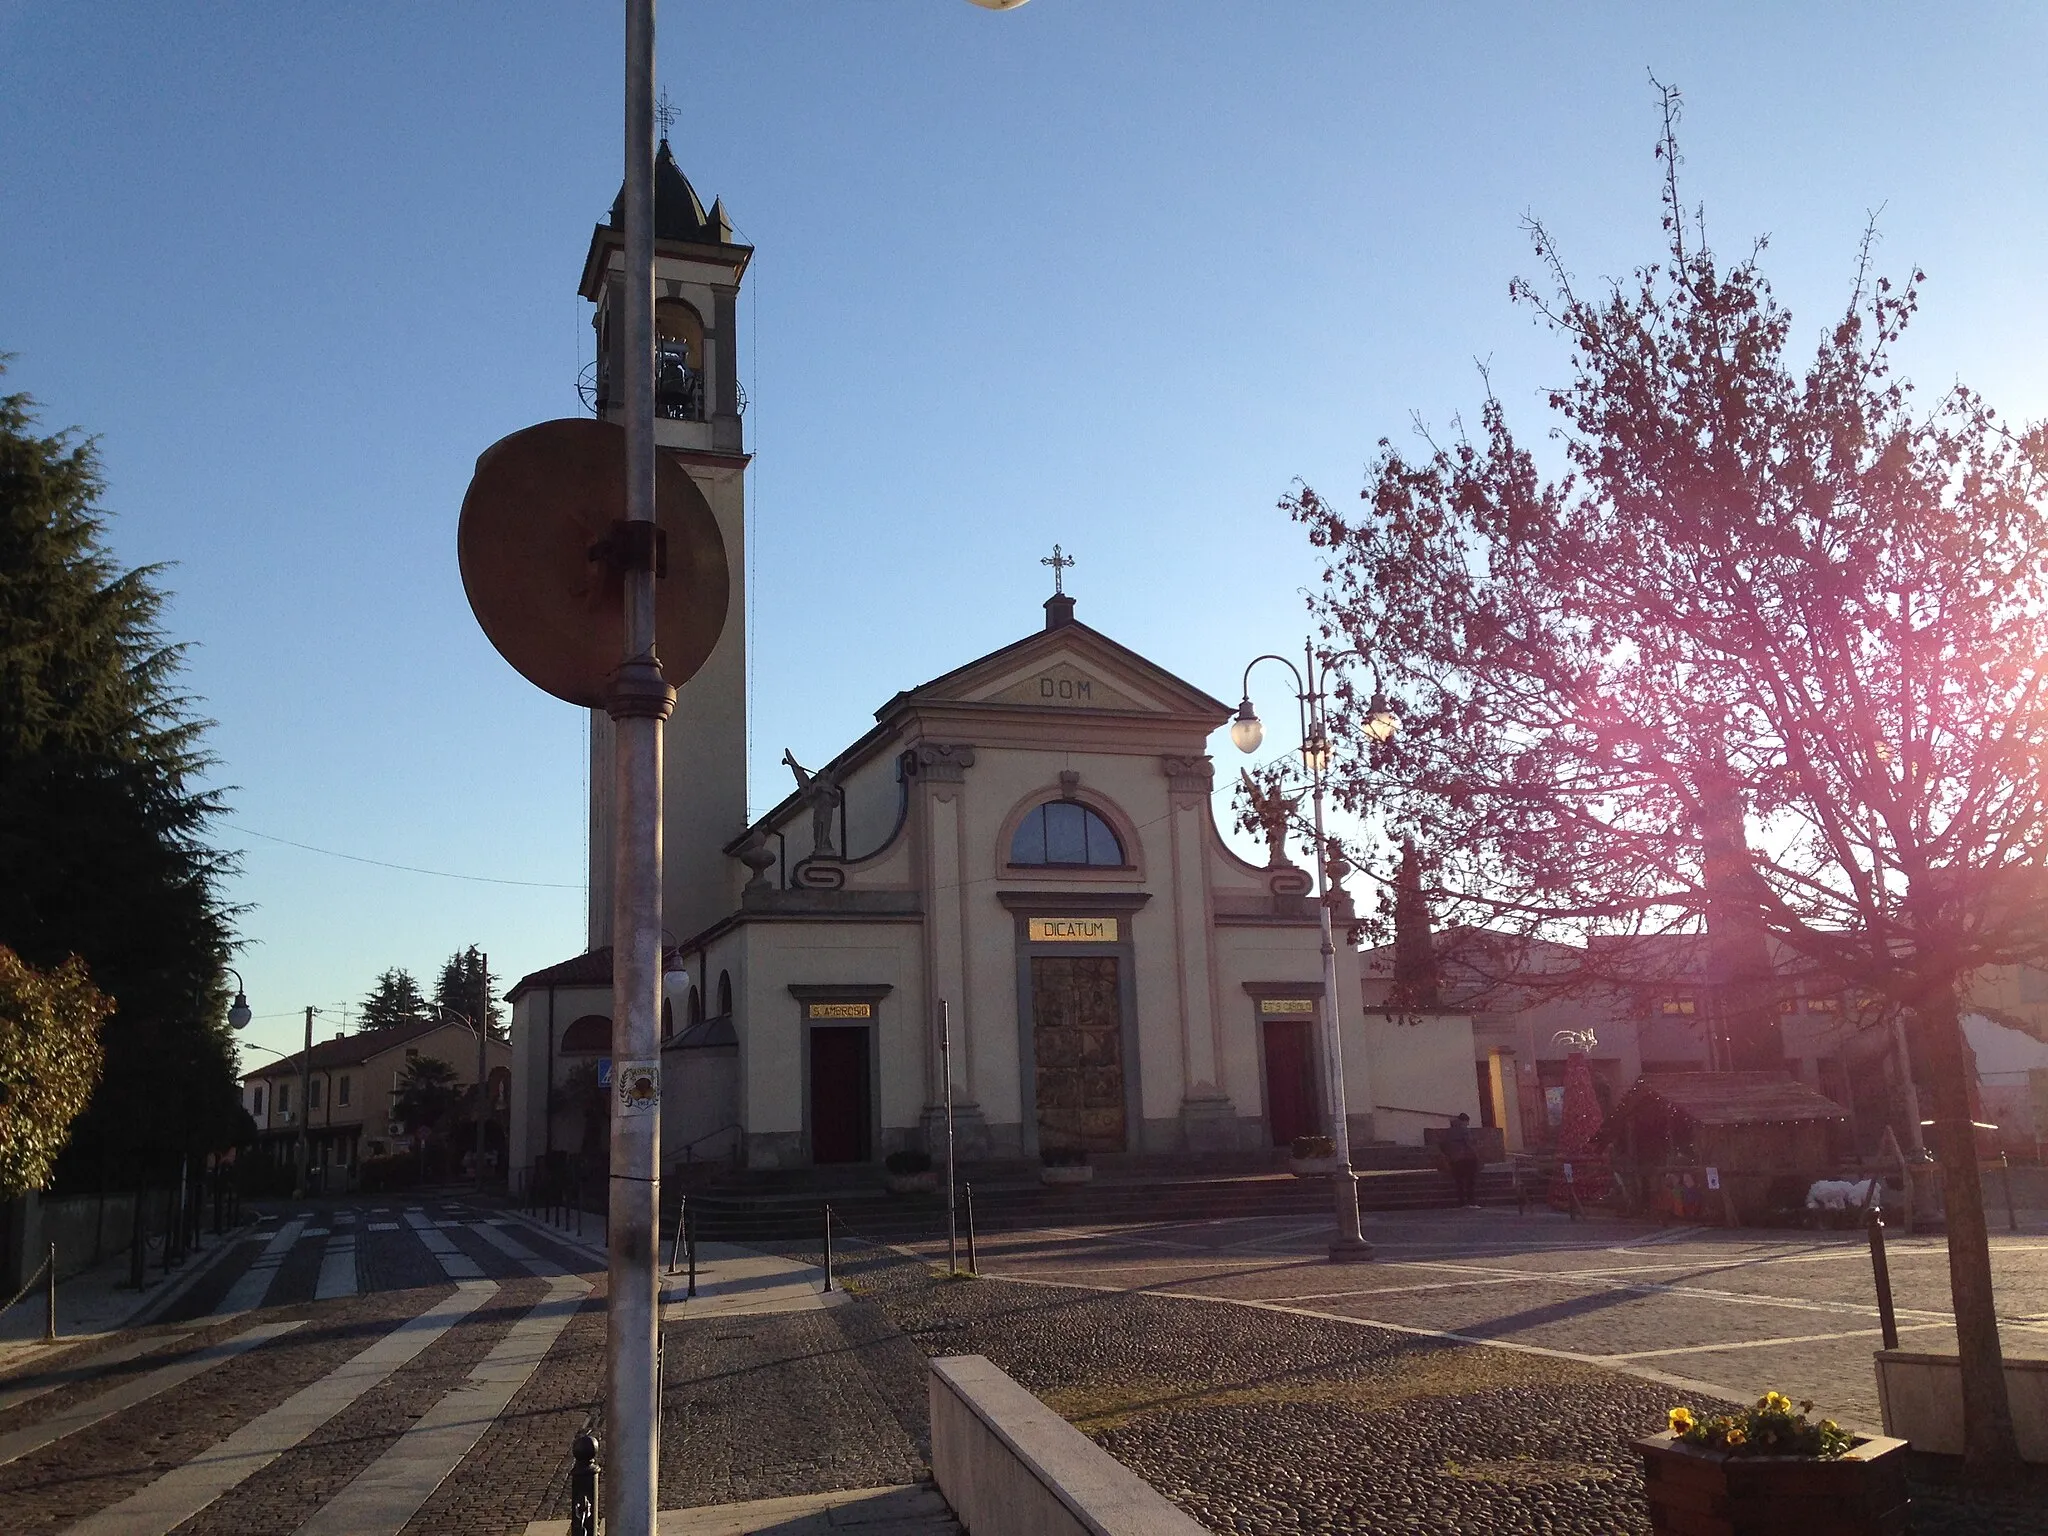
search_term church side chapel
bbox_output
[506,146,1482,1178]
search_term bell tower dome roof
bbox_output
[604,139,734,245]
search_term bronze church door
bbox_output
[1262,1017,1322,1146]
[1030,955,1126,1153]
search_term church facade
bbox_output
[505,149,1480,1178]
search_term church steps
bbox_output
[665,1167,1520,1243]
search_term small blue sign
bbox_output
[598,1058,613,1088]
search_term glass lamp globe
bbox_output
[1230,702,1264,754]
[965,0,1030,8]
[228,991,253,1030]
[1365,695,1399,742]
[1300,736,1331,773]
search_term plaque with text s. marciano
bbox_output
[1027,917,1119,944]
[1259,998,1315,1015]
[806,1002,872,1019]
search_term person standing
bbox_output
[1443,1112,1480,1207]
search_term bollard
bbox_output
[1514,1162,1526,1218]
[2001,1152,2018,1233]
[668,1195,687,1275]
[1867,1203,1900,1350]
[822,1204,834,1293]
[568,1429,600,1536]
[686,1200,697,1299]
[965,1182,978,1276]
[44,1243,57,1341]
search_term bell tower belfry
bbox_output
[579,137,752,950]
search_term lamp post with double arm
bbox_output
[1232,641,1397,1263]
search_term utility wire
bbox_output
[234,827,583,890]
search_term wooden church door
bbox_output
[1262,1017,1322,1146]
[1030,955,1126,1153]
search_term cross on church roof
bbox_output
[655,90,677,140]
[1041,544,1076,596]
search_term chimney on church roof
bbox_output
[1044,592,1076,630]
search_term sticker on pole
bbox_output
[614,1059,660,1114]
[1705,1166,1721,1191]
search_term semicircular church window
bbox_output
[1010,800,1125,867]
[560,1014,612,1054]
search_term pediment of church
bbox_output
[884,618,1231,724]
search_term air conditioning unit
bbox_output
[387,1121,407,1138]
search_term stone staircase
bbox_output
[664,1150,1523,1246]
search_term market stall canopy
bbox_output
[1594,1072,1849,1144]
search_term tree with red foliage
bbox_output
[1289,84,2047,1474]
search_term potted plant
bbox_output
[1039,1145,1092,1185]
[1636,1393,1909,1536]
[1289,1134,1338,1176]
[884,1148,937,1194]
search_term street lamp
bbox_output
[424,1000,493,1198]
[224,968,253,1032]
[1233,641,1397,1264]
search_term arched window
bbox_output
[688,985,704,1026]
[560,1014,611,1054]
[1009,800,1125,867]
[717,970,733,1017]
[661,997,674,1041]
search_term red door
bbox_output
[809,1026,871,1164]
[1263,1018,1322,1146]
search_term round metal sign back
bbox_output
[457,418,729,707]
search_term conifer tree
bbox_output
[359,968,430,1032]
[0,368,246,1181]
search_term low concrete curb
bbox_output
[930,1354,1210,1536]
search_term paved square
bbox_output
[928,1207,2048,1432]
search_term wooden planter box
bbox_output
[1634,1431,1910,1536]
[1289,1156,1338,1177]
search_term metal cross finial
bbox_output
[655,90,677,141]
[1041,544,1076,596]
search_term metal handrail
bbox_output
[676,1122,743,1160]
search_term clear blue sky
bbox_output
[3,3,2042,1067]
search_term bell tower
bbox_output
[579,137,751,950]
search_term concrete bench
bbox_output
[930,1354,1211,1536]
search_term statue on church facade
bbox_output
[1236,767,1300,870]
[782,749,843,859]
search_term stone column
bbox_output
[1163,754,1238,1151]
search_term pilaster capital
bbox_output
[910,743,978,785]
[1160,754,1214,794]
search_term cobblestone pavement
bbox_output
[850,1205,2048,1533]
[2,1194,2041,1533]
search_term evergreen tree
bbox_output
[434,945,502,1036]
[359,968,429,1032]
[0,369,246,1182]
[0,946,110,1200]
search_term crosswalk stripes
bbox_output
[57,1282,496,1536]
[403,1210,485,1279]
[466,1218,569,1278]
[212,1217,308,1315]
[294,1275,590,1536]
[0,1321,302,1468]
[0,1331,193,1416]
[314,1233,360,1301]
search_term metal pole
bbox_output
[822,1204,833,1293]
[44,1243,56,1341]
[1306,647,1371,1263]
[1868,1203,1900,1349]
[965,1182,978,1276]
[668,1194,686,1274]
[942,1001,958,1275]
[476,962,490,1198]
[295,1006,313,1200]
[605,5,670,1527]
[2001,1151,2018,1233]
[686,1202,696,1298]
